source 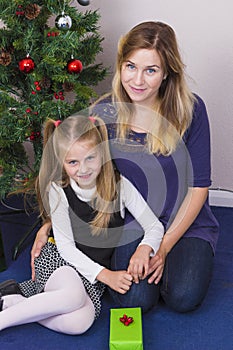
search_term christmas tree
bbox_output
[0,0,107,199]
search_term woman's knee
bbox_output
[161,285,206,313]
[161,238,213,312]
[109,293,154,313]
[108,280,159,313]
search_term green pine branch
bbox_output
[0,1,107,199]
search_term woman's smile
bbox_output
[121,48,164,108]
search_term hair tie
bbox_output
[54,120,62,128]
[89,116,96,123]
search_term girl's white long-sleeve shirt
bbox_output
[49,176,164,284]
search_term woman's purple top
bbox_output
[92,95,219,253]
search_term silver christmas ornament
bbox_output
[77,0,90,6]
[55,13,72,30]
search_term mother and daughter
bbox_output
[0,21,219,334]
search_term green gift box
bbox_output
[109,307,143,350]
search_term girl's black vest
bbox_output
[63,185,124,269]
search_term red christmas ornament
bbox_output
[19,56,35,73]
[67,58,83,74]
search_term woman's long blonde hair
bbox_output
[36,114,120,235]
[111,21,196,155]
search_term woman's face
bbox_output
[63,139,102,189]
[121,48,165,108]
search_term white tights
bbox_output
[0,266,95,334]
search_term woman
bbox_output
[8,21,218,314]
[91,21,219,313]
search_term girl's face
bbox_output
[121,48,165,108]
[63,139,102,189]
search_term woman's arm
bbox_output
[31,219,51,280]
[148,97,212,284]
[148,186,208,284]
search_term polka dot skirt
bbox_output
[19,242,105,319]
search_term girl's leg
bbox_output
[109,232,160,312]
[38,297,95,334]
[0,266,95,334]
[160,237,214,312]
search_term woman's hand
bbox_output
[97,269,133,294]
[127,245,152,284]
[147,246,167,285]
[31,221,51,280]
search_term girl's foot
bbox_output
[0,280,22,296]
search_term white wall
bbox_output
[79,0,233,191]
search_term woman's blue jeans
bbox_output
[108,232,214,313]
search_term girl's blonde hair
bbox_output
[110,21,196,155]
[36,114,120,235]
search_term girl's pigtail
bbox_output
[36,119,62,221]
[90,116,108,142]
[43,119,62,148]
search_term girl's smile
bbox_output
[63,140,102,189]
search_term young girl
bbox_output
[0,114,163,334]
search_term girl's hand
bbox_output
[97,269,133,294]
[31,221,51,280]
[147,247,166,284]
[127,245,152,284]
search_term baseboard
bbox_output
[209,189,233,208]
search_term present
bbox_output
[109,307,143,350]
